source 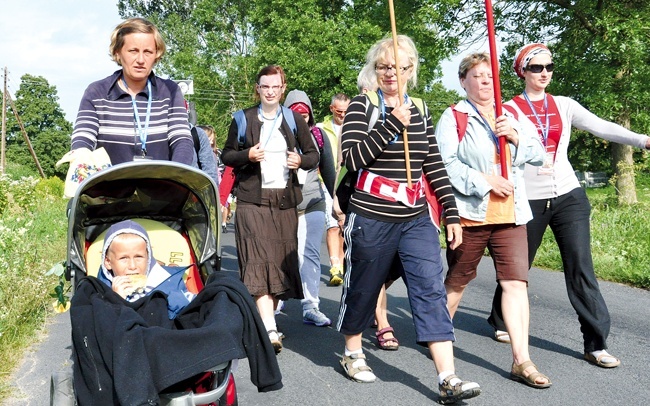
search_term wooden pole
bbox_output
[6,93,45,178]
[485,0,508,179]
[388,0,412,187]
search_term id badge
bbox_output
[538,144,556,175]
[297,168,308,185]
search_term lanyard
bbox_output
[466,100,500,154]
[523,92,549,145]
[377,89,410,144]
[122,77,152,155]
[258,105,282,149]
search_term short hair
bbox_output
[458,52,491,79]
[363,35,419,88]
[109,18,166,65]
[254,65,286,101]
[357,65,378,94]
[330,93,350,106]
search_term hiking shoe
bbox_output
[303,309,331,327]
[438,374,481,404]
[329,264,344,286]
[340,353,376,383]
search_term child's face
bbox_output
[104,234,148,277]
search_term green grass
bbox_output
[0,173,68,400]
[529,172,650,288]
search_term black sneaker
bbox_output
[222,224,228,233]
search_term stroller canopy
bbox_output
[67,161,220,280]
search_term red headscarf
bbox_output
[513,43,552,79]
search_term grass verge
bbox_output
[0,174,67,400]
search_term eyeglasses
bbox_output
[526,63,554,73]
[375,64,412,74]
[258,84,284,92]
[331,108,347,115]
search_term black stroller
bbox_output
[51,161,238,406]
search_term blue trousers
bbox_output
[336,213,455,344]
[488,187,611,352]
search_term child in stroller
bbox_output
[58,161,282,405]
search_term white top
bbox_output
[260,115,289,188]
[504,95,649,200]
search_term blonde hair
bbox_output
[458,52,491,79]
[109,18,166,66]
[363,35,419,88]
[357,65,377,93]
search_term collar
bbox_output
[107,69,158,101]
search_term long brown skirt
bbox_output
[234,189,303,300]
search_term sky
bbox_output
[0,0,473,125]
[0,0,123,123]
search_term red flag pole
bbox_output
[485,0,508,179]
[388,0,412,187]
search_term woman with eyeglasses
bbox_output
[436,52,550,389]
[221,65,319,354]
[336,35,481,404]
[487,43,650,369]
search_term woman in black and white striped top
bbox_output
[335,35,480,404]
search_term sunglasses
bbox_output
[332,108,347,115]
[526,63,554,73]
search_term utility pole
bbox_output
[6,92,45,178]
[1,66,7,174]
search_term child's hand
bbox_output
[112,275,135,299]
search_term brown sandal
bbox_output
[510,360,552,389]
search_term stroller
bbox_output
[51,161,238,406]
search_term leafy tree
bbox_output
[117,0,464,146]
[4,75,72,178]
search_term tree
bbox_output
[5,75,72,178]
[117,0,464,146]
[450,0,650,203]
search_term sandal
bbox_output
[268,329,282,354]
[375,327,399,351]
[510,360,552,389]
[494,329,511,344]
[584,352,620,368]
[340,353,376,383]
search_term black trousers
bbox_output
[488,187,611,352]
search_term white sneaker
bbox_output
[274,300,285,315]
[303,308,331,327]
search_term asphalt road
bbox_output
[5,222,650,405]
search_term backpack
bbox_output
[334,91,427,215]
[310,126,325,153]
[232,105,298,148]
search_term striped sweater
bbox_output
[71,70,194,165]
[341,93,459,223]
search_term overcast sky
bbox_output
[0,1,470,125]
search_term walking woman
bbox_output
[336,35,480,404]
[436,52,550,389]
[71,18,193,165]
[221,65,319,354]
[488,43,650,368]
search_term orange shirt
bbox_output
[461,112,515,227]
